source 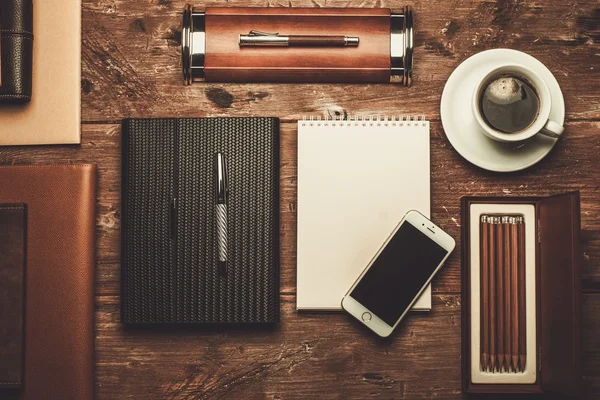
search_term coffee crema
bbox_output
[479,74,540,134]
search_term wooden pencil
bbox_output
[496,217,505,372]
[489,216,497,372]
[518,216,526,371]
[503,216,511,372]
[480,215,490,371]
[510,217,519,372]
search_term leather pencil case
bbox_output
[182,6,413,85]
[461,192,581,398]
[0,0,33,103]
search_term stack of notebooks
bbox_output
[296,115,432,311]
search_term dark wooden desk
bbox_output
[2,0,599,398]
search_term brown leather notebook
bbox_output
[0,165,96,400]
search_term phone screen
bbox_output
[349,221,449,326]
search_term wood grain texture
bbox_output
[0,0,599,398]
[95,294,463,399]
[93,294,600,399]
[81,0,600,122]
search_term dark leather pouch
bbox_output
[0,204,26,394]
[0,0,33,104]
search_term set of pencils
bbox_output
[480,215,526,373]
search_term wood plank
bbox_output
[94,293,600,399]
[1,122,598,296]
[81,0,600,122]
[96,294,462,399]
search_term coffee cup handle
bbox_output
[540,120,564,139]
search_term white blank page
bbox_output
[297,118,431,310]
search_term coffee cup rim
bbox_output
[472,63,552,142]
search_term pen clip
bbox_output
[248,30,279,37]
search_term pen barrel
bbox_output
[289,36,354,46]
[216,204,227,262]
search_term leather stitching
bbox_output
[1,30,33,34]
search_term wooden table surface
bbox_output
[1,0,599,398]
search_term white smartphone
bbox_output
[341,210,455,337]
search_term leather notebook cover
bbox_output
[0,165,96,400]
[122,118,280,324]
[0,0,81,144]
[538,192,581,397]
[0,204,26,391]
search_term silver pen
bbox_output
[215,153,228,276]
[239,30,359,47]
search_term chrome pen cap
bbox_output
[182,4,206,84]
[215,153,227,204]
[390,6,414,87]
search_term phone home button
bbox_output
[361,312,372,322]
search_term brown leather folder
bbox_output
[0,165,96,400]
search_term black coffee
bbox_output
[479,74,540,134]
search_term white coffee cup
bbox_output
[472,64,564,142]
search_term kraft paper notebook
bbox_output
[0,0,81,145]
[297,116,431,311]
[0,165,96,400]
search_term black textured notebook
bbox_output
[121,118,280,324]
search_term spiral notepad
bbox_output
[297,115,431,310]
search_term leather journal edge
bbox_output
[0,203,27,389]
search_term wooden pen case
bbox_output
[182,6,413,85]
[461,192,582,397]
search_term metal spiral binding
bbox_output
[300,115,428,127]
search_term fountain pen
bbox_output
[239,30,359,47]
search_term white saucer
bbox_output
[440,49,565,172]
